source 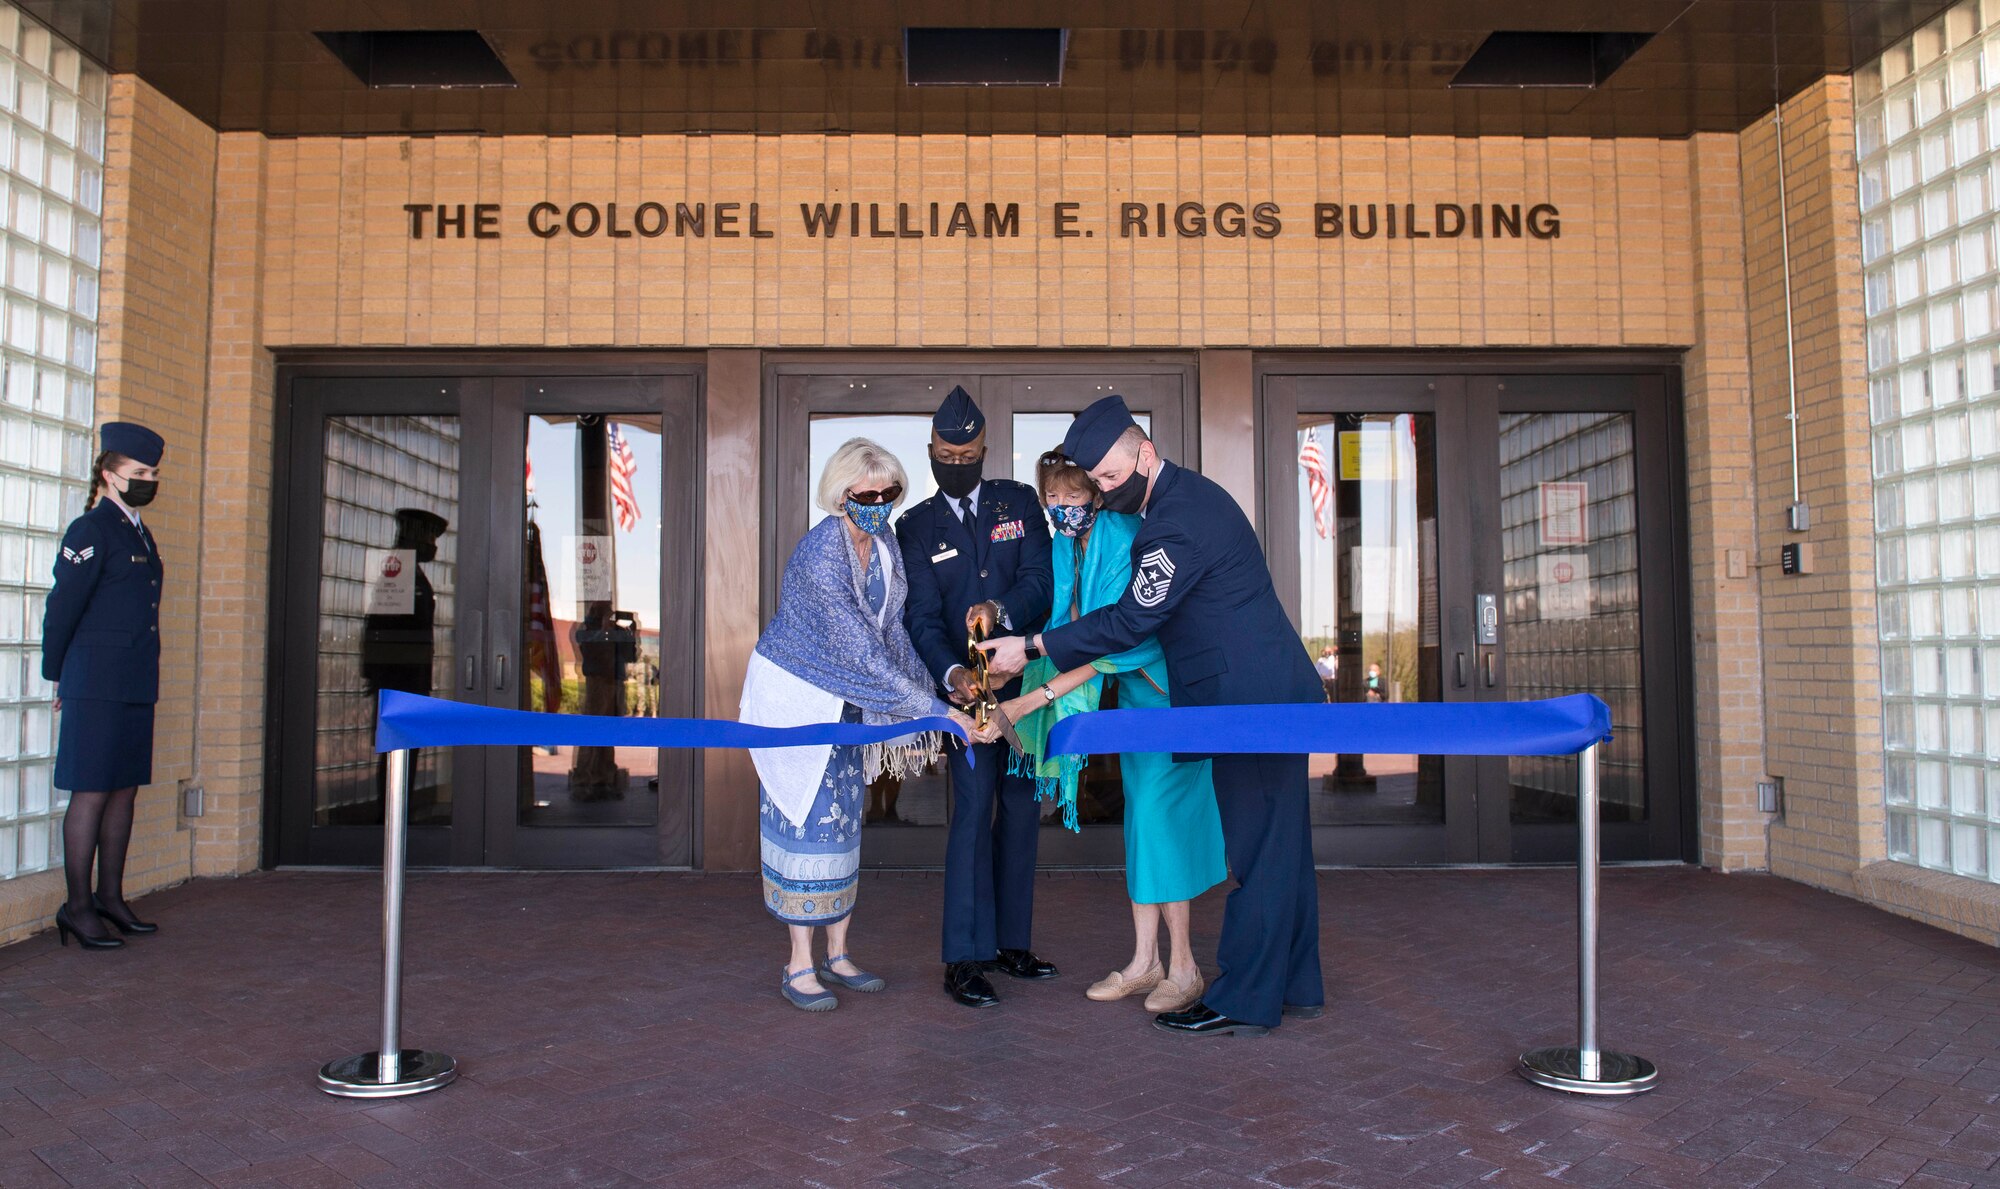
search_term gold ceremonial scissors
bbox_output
[967,622,1026,753]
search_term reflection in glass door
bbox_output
[274,370,700,869]
[1296,413,1445,829]
[1264,368,1691,865]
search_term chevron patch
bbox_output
[61,545,93,564]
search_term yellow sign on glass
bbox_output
[1337,429,1390,480]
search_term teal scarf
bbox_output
[1010,510,1166,829]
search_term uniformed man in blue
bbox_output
[896,385,1058,1007]
[42,421,169,950]
[980,395,1326,1036]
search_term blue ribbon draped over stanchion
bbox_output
[1045,692,1611,759]
[373,689,970,753]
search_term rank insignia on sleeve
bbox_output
[61,546,93,564]
[1132,547,1176,607]
[990,520,1024,542]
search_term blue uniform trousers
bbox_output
[941,739,1041,964]
[1202,753,1324,1027]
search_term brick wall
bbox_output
[1740,77,1889,898]
[0,76,219,946]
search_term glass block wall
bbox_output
[1857,0,2000,880]
[0,3,105,881]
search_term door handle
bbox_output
[1454,652,1468,689]
[493,609,512,691]
[1483,650,1496,689]
[494,652,507,690]
[461,610,482,691]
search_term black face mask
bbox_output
[931,456,983,500]
[1097,456,1151,516]
[116,477,158,508]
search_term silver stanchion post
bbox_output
[1518,742,1658,1096]
[317,747,458,1098]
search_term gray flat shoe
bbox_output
[817,953,886,993]
[781,966,837,1011]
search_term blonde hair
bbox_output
[815,437,910,515]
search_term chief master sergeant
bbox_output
[979,394,1325,1036]
[896,385,1058,1008]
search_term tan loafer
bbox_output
[1086,966,1163,1002]
[1144,971,1205,1013]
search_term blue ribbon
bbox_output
[374,690,968,754]
[1045,694,1612,759]
[375,690,1611,762]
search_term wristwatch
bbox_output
[1040,683,1058,703]
[1024,635,1043,661]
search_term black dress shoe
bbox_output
[92,895,157,935]
[944,961,999,1008]
[989,948,1059,980]
[1153,1001,1270,1037]
[1282,1003,1323,1020]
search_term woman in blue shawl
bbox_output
[742,438,996,1012]
[1000,451,1226,1014]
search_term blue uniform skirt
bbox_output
[55,698,154,792]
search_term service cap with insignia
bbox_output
[100,421,164,467]
[1061,394,1141,469]
[931,385,985,445]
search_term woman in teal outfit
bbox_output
[1002,451,1227,1014]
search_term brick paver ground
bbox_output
[4,867,2000,1186]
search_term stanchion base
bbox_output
[316,1050,457,1098]
[1518,1046,1658,1096]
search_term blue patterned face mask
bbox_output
[1046,502,1098,538]
[844,498,893,535]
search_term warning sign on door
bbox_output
[1538,482,1589,547]
[363,549,416,615]
[1537,553,1592,621]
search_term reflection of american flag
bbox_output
[1298,427,1330,539]
[609,424,639,532]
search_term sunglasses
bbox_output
[846,484,903,506]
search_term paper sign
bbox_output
[571,535,613,602]
[364,549,416,615]
[1337,429,1391,481]
[1537,553,1592,621]
[1538,482,1589,547]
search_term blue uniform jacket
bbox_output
[1041,461,1322,738]
[41,500,164,703]
[895,479,1054,696]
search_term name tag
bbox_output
[990,520,1024,543]
[130,554,147,563]
[930,547,959,563]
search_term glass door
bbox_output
[272,369,701,868]
[276,378,494,866]
[1263,368,1691,864]
[768,361,1195,868]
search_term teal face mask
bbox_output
[844,499,893,535]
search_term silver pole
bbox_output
[378,746,408,1084]
[317,747,457,1098]
[1518,742,1657,1096]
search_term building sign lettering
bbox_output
[403,200,1562,241]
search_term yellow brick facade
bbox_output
[3,74,1972,951]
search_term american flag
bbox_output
[1298,426,1330,539]
[608,424,640,532]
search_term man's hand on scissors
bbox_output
[945,666,980,707]
[977,634,1030,679]
[965,601,1002,636]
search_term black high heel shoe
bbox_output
[55,904,123,949]
[91,895,157,935]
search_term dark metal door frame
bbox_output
[266,353,706,870]
[1255,352,1695,866]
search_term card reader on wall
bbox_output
[1780,542,1814,575]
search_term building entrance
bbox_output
[268,362,702,868]
[1261,361,1693,864]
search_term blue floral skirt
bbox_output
[760,717,864,926]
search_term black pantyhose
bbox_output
[60,787,137,938]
